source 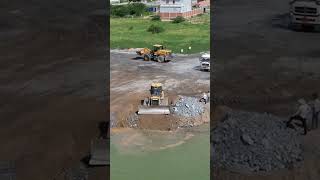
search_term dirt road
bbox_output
[213,0,320,179]
[0,0,108,179]
[110,51,210,128]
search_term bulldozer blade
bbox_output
[138,106,171,115]
[89,139,110,166]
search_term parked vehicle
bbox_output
[136,44,173,63]
[199,53,210,71]
[289,0,320,29]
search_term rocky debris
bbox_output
[177,118,196,128]
[211,110,303,173]
[241,134,254,145]
[127,113,139,128]
[171,96,204,117]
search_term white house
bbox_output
[159,0,192,13]
[110,0,121,5]
[159,0,204,19]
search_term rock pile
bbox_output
[211,110,303,173]
[171,96,204,117]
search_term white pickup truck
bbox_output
[199,53,210,71]
[289,0,320,29]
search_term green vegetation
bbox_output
[111,3,147,17]
[190,13,210,24]
[110,14,210,54]
[172,16,185,23]
[147,24,165,34]
[151,15,161,21]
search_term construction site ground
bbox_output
[0,0,108,179]
[110,51,210,179]
[213,0,320,179]
[110,50,210,131]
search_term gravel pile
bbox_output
[211,110,303,173]
[171,96,204,117]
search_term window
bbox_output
[173,0,175,4]
[166,0,169,4]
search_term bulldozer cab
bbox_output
[150,83,163,96]
[150,85,162,95]
[137,82,170,115]
[149,83,163,106]
[153,44,164,52]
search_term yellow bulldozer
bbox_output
[138,82,171,115]
[136,44,173,63]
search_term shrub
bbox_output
[151,15,161,21]
[111,3,147,17]
[172,16,185,23]
[127,3,147,16]
[147,24,164,34]
[111,5,129,17]
[128,26,133,30]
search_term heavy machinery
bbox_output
[136,44,173,63]
[199,53,210,71]
[138,83,171,115]
[289,0,320,29]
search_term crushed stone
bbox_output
[211,110,303,173]
[171,96,204,117]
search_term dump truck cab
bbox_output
[289,0,320,29]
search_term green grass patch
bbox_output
[110,15,210,54]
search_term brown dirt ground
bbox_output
[0,0,108,179]
[110,52,210,130]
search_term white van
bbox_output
[199,53,210,71]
